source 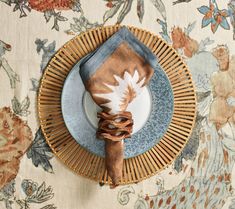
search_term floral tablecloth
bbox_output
[1,0,235,208]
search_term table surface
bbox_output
[0,0,235,209]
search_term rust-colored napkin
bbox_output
[80,26,157,186]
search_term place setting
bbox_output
[38,25,196,186]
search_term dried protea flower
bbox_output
[0,107,32,189]
[212,45,230,71]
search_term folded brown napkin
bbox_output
[80,26,157,186]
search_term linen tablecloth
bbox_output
[1,0,235,208]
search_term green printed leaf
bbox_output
[137,0,144,23]
[151,0,166,20]
[11,96,21,114]
[27,128,54,173]
[103,2,122,23]
[117,0,133,24]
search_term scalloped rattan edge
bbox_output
[38,25,197,185]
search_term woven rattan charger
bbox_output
[38,25,197,185]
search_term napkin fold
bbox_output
[79,26,158,186]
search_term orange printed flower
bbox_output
[171,27,199,58]
[209,53,235,129]
[106,0,114,8]
[212,45,230,71]
[198,0,230,33]
[0,107,32,189]
[28,0,80,12]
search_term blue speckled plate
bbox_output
[61,53,174,159]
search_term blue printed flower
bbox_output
[198,0,230,33]
[21,179,38,197]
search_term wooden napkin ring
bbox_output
[96,111,133,141]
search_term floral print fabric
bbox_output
[0,0,235,209]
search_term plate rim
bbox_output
[61,58,174,158]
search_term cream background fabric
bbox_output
[1,0,235,208]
